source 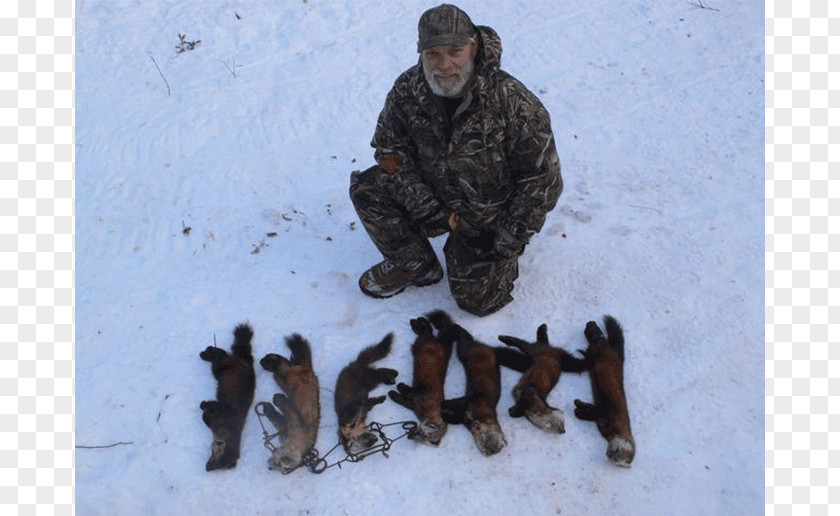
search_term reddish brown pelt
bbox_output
[437,315,507,456]
[388,313,453,446]
[498,323,592,434]
[573,316,635,467]
[259,334,320,474]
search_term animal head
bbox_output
[526,406,565,434]
[512,383,565,434]
[343,432,379,456]
[467,419,507,456]
[461,398,506,456]
[200,404,241,471]
[339,416,379,456]
[606,437,635,467]
[268,446,304,475]
[205,434,239,471]
[411,420,447,446]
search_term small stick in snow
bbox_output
[223,58,240,78]
[175,34,201,54]
[148,55,171,96]
[626,203,663,215]
[690,0,719,11]
[76,441,135,449]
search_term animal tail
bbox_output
[441,397,467,425]
[446,323,477,354]
[426,309,460,350]
[559,348,592,373]
[285,333,313,368]
[603,315,625,360]
[493,347,531,372]
[356,333,394,365]
[425,309,454,332]
[231,323,254,360]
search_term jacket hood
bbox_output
[475,25,502,73]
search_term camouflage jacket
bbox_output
[371,25,562,250]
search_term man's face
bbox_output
[421,40,477,98]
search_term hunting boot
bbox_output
[358,259,444,299]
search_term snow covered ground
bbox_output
[75,1,764,514]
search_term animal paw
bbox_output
[573,399,601,421]
[379,368,399,385]
[200,346,228,362]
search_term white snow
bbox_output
[75,1,764,514]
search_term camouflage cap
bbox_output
[417,4,476,53]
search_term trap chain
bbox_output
[254,402,417,474]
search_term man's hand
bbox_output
[420,209,458,238]
[493,235,525,258]
[464,230,495,254]
[447,211,460,231]
[464,230,524,260]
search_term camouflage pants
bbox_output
[349,166,518,316]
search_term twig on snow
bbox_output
[148,55,171,96]
[627,203,663,215]
[76,441,135,449]
[223,57,241,78]
[690,0,719,11]
[175,34,201,54]
[156,394,172,423]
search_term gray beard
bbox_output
[423,60,474,98]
